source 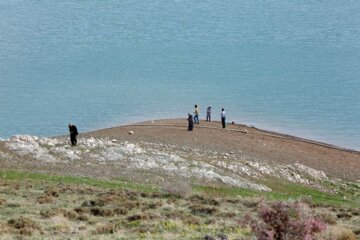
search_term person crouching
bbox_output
[188,114,194,131]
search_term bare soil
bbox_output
[82,119,360,181]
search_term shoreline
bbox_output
[1,117,358,153]
[82,118,360,181]
[1,118,359,181]
[85,118,360,155]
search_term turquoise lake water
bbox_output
[1,1,360,150]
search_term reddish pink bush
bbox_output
[246,201,326,240]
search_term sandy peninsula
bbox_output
[83,118,360,182]
[0,118,359,190]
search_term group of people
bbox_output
[69,105,227,145]
[188,105,227,131]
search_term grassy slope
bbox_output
[0,170,359,239]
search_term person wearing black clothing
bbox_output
[68,123,78,145]
[221,108,226,128]
[187,114,194,131]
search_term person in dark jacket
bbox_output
[206,106,212,122]
[221,108,226,128]
[68,123,78,146]
[187,114,194,131]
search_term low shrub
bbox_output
[62,209,78,220]
[90,207,114,217]
[245,201,326,240]
[37,195,54,204]
[190,204,218,216]
[114,207,128,215]
[127,214,149,222]
[94,224,116,234]
[7,217,42,236]
[44,188,59,197]
[76,214,89,221]
[319,213,337,225]
[336,212,352,219]
[189,194,220,206]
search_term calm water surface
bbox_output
[1,1,360,149]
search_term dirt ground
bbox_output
[82,119,360,182]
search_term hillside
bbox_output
[0,119,359,239]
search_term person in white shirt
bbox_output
[221,108,226,128]
[194,105,200,124]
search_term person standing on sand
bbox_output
[68,123,78,146]
[188,113,194,131]
[194,105,200,124]
[206,106,212,122]
[221,108,226,128]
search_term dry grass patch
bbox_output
[140,191,163,198]
[5,202,21,208]
[163,209,201,225]
[354,228,360,235]
[188,194,220,206]
[142,200,163,210]
[94,223,117,234]
[350,209,360,216]
[216,211,237,218]
[124,189,140,200]
[40,208,61,218]
[319,225,357,240]
[319,212,338,225]
[62,209,78,220]
[81,199,105,207]
[49,216,71,234]
[190,204,218,216]
[241,199,260,208]
[37,195,54,204]
[74,206,91,214]
[40,208,79,221]
[225,197,242,204]
[114,207,128,215]
[122,200,141,210]
[337,212,352,219]
[127,212,161,222]
[182,215,201,225]
[76,214,89,221]
[7,216,42,236]
[0,198,6,205]
[0,221,10,234]
[90,207,114,217]
[44,187,59,197]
